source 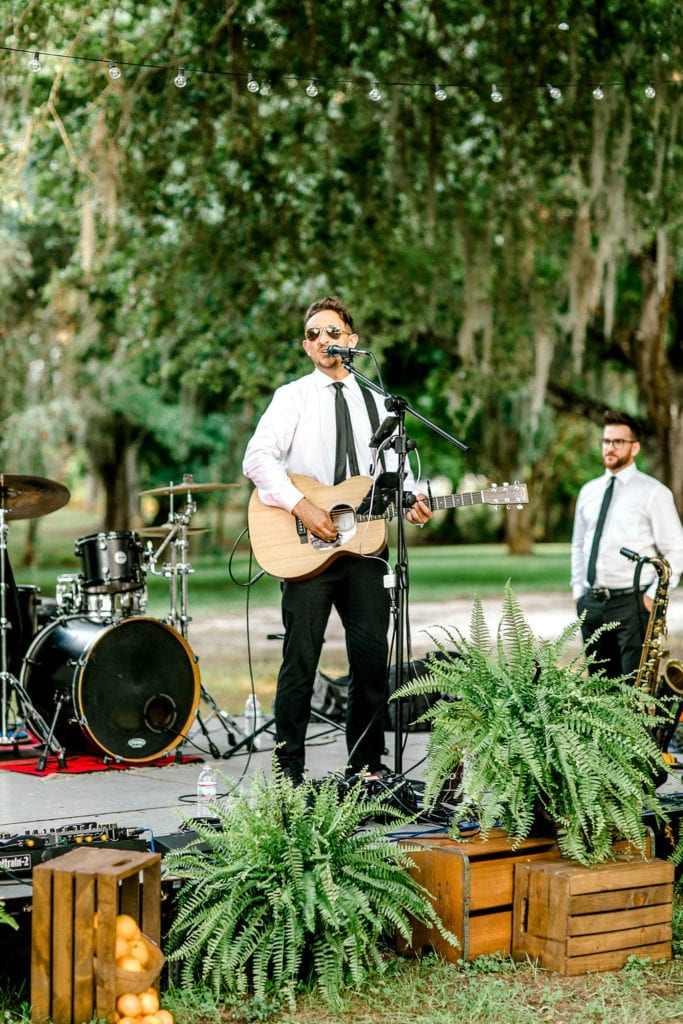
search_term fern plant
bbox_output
[165,762,456,1011]
[395,581,669,865]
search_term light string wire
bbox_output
[0,43,680,100]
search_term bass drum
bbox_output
[21,617,200,762]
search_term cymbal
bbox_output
[139,526,209,538]
[139,481,238,497]
[0,474,70,521]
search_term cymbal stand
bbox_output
[144,489,245,757]
[0,508,66,767]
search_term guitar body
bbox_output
[248,475,388,581]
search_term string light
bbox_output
[558,22,570,31]
[4,44,674,108]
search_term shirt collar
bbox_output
[607,462,637,485]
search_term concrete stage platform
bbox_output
[0,712,431,841]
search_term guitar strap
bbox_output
[360,387,387,473]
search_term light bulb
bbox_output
[305,79,318,98]
[28,51,41,73]
[369,82,382,102]
[491,83,503,103]
[434,84,447,101]
[174,67,187,88]
[108,60,122,81]
[645,81,656,99]
[592,83,604,100]
[247,73,259,93]
[548,84,562,101]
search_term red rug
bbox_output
[0,750,202,776]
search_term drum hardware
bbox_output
[140,474,244,758]
[0,476,69,769]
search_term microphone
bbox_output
[325,345,372,358]
[369,415,398,448]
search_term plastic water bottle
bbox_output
[244,694,263,750]
[196,764,217,813]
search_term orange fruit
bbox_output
[116,992,142,1018]
[141,1015,162,1024]
[139,990,159,1014]
[128,938,149,967]
[117,955,143,973]
[119,1018,139,1024]
[115,936,130,959]
[157,1010,174,1024]
[115,914,141,941]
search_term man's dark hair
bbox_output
[604,409,641,441]
[304,295,354,332]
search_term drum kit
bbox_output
[0,471,238,770]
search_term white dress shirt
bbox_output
[570,462,683,599]
[243,368,417,511]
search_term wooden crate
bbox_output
[31,847,161,1024]
[512,856,674,975]
[399,830,558,961]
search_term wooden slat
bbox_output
[30,867,54,1023]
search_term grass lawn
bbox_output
[7,505,571,614]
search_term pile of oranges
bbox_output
[93,912,174,1024]
[112,913,153,972]
[115,988,174,1024]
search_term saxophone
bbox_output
[622,548,683,748]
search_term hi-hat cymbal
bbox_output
[139,481,238,497]
[0,474,70,521]
[139,526,210,538]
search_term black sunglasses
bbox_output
[304,325,351,343]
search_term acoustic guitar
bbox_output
[248,474,529,581]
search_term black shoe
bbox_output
[280,763,305,788]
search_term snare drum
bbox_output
[74,531,144,594]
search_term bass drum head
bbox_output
[22,617,199,762]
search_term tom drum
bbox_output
[74,531,144,593]
[21,616,200,762]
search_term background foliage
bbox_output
[1,1,681,554]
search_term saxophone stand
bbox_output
[140,475,245,760]
[337,356,468,779]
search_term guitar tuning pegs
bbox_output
[503,481,509,487]
[516,503,523,510]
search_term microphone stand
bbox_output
[339,355,467,777]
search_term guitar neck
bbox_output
[355,489,488,524]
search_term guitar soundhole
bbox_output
[310,504,358,551]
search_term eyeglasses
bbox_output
[601,438,635,449]
[304,325,351,343]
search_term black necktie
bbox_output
[586,476,615,586]
[333,382,359,484]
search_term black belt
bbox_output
[588,586,646,602]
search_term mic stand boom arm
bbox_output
[339,357,467,777]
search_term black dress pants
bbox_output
[275,552,390,773]
[577,590,649,680]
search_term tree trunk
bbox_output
[85,414,141,531]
